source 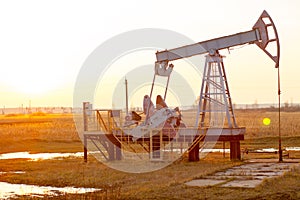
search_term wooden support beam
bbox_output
[188,142,200,162]
[84,134,88,162]
[230,140,241,160]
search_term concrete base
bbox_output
[185,179,224,187]
[185,161,300,188]
[222,180,262,188]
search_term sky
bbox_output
[0,0,299,108]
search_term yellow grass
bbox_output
[0,114,82,153]
[235,110,300,138]
[0,111,300,199]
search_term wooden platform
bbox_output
[83,127,245,162]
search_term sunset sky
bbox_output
[0,1,299,108]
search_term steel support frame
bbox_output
[195,54,237,129]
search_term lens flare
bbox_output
[263,118,271,126]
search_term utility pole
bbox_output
[29,100,32,114]
[125,78,129,115]
[278,66,283,162]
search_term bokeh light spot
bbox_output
[263,118,271,126]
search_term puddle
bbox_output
[201,148,230,153]
[0,152,84,161]
[285,147,300,151]
[0,181,101,199]
[0,146,298,162]
[164,148,230,153]
[169,147,300,154]
[5,146,299,162]
[254,147,300,153]
[255,148,278,153]
[0,171,25,175]
[0,149,229,161]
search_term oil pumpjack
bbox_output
[123,10,279,160]
[83,10,280,162]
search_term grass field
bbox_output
[0,111,300,199]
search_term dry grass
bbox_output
[235,110,300,138]
[180,109,300,138]
[0,112,300,199]
[0,114,82,153]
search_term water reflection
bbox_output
[0,171,25,175]
[254,147,300,153]
[286,147,300,151]
[1,147,299,161]
[0,181,101,199]
[0,152,84,161]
